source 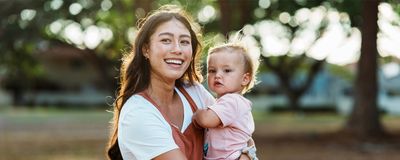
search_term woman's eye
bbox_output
[180,40,191,46]
[161,39,171,43]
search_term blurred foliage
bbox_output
[327,64,354,82]
[0,0,399,95]
[0,0,213,93]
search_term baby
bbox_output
[193,42,259,160]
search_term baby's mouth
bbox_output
[215,81,223,86]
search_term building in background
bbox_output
[3,43,116,107]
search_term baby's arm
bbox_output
[192,108,222,128]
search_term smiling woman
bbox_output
[106,5,214,160]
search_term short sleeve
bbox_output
[118,96,178,160]
[183,82,215,109]
[208,94,242,127]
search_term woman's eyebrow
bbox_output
[158,32,191,38]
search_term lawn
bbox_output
[253,112,400,160]
[1,107,400,160]
[0,107,111,160]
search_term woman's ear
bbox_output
[241,73,251,86]
[142,45,149,58]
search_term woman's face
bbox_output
[145,18,193,83]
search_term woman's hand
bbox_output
[153,148,187,160]
[238,154,251,160]
[240,138,258,160]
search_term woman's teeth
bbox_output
[165,59,183,65]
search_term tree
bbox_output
[252,4,354,111]
[0,0,194,105]
[216,0,255,36]
[0,0,49,105]
[262,55,324,111]
[344,0,385,138]
[212,0,365,111]
[0,0,223,106]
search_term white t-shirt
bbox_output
[118,83,214,160]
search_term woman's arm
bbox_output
[153,149,187,160]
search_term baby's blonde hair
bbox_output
[207,42,260,94]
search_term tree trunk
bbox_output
[286,90,301,111]
[239,0,252,26]
[217,0,232,36]
[344,0,384,138]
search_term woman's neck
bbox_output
[147,78,176,107]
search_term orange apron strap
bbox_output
[176,84,199,113]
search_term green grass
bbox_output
[1,107,399,160]
[0,107,112,160]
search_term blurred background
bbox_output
[1,0,400,159]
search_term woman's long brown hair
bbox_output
[107,5,203,160]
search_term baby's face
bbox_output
[207,51,250,97]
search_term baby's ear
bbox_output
[241,73,251,86]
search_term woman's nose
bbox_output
[170,42,182,54]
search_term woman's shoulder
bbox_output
[181,82,211,98]
[119,94,170,127]
[121,94,157,117]
[124,94,148,108]
[180,82,215,108]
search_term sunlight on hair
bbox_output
[227,30,261,72]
